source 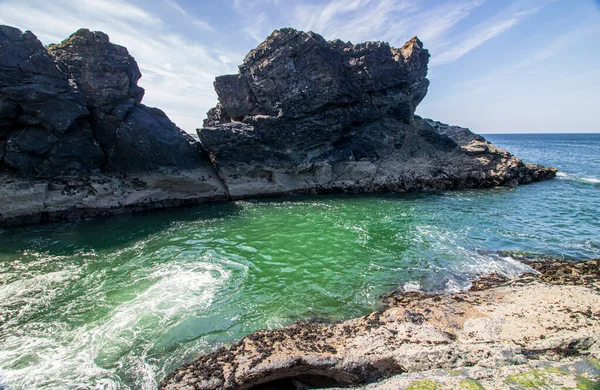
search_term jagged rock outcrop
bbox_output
[160,259,600,389]
[0,26,226,225]
[201,29,556,198]
[0,25,556,226]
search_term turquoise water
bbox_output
[0,134,598,389]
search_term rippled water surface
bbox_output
[1,133,599,389]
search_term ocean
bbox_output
[0,133,598,389]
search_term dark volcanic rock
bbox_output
[0,25,101,176]
[0,26,226,225]
[200,28,556,198]
[0,25,556,226]
[0,26,210,177]
[47,28,205,173]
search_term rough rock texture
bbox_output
[160,259,600,389]
[1,25,557,226]
[200,29,556,198]
[0,26,226,225]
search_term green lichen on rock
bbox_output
[506,367,569,388]
[588,358,600,371]
[406,379,444,390]
[576,376,600,390]
[459,379,485,390]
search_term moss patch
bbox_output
[406,380,443,390]
[459,379,485,390]
[506,367,569,388]
[577,376,600,390]
[588,358,600,371]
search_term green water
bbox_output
[1,134,599,389]
[0,193,550,389]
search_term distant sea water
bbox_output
[0,133,598,389]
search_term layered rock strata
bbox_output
[160,259,600,389]
[0,26,226,225]
[200,29,556,198]
[1,25,556,226]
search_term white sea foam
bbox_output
[581,177,600,184]
[404,224,537,293]
[0,260,231,390]
[402,281,421,292]
[556,172,600,185]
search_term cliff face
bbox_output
[0,25,556,225]
[201,28,555,198]
[0,26,227,225]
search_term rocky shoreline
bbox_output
[160,259,600,389]
[0,26,556,226]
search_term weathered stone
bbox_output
[200,29,556,198]
[47,28,144,111]
[0,24,556,227]
[0,25,95,176]
[160,260,600,389]
[0,25,227,225]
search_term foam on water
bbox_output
[556,172,600,185]
[0,133,598,389]
[0,256,231,390]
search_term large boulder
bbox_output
[46,28,205,173]
[200,28,555,198]
[0,25,103,176]
[0,26,226,225]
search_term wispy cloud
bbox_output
[433,3,545,65]
[192,19,215,32]
[456,23,600,94]
[0,0,595,134]
[165,0,187,16]
[0,0,232,132]
[290,0,416,43]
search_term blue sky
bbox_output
[1,0,598,133]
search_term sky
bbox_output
[0,0,598,134]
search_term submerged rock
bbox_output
[200,29,556,198]
[0,26,227,225]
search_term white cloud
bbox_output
[0,0,234,133]
[192,19,215,32]
[452,23,600,95]
[432,4,544,66]
[165,0,188,16]
[289,0,417,43]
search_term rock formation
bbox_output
[0,25,556,226]
[201,28,555,198]
[0,26,226,225]
[160,259,600,389]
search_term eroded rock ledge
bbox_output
[200,29,556,198]
[1,26,556,226]
[160,259,600,390]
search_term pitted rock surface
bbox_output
[160,260,600,389]
[0,26,226,225]
[200,29,555,198]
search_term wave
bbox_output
[0,259,232,390]
[556,172,600,185]
[399,252,536,294]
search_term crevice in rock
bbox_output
[0,137,6,168]
[85,111,110,173]
[242,76,270,117]
[247,372,352,390]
